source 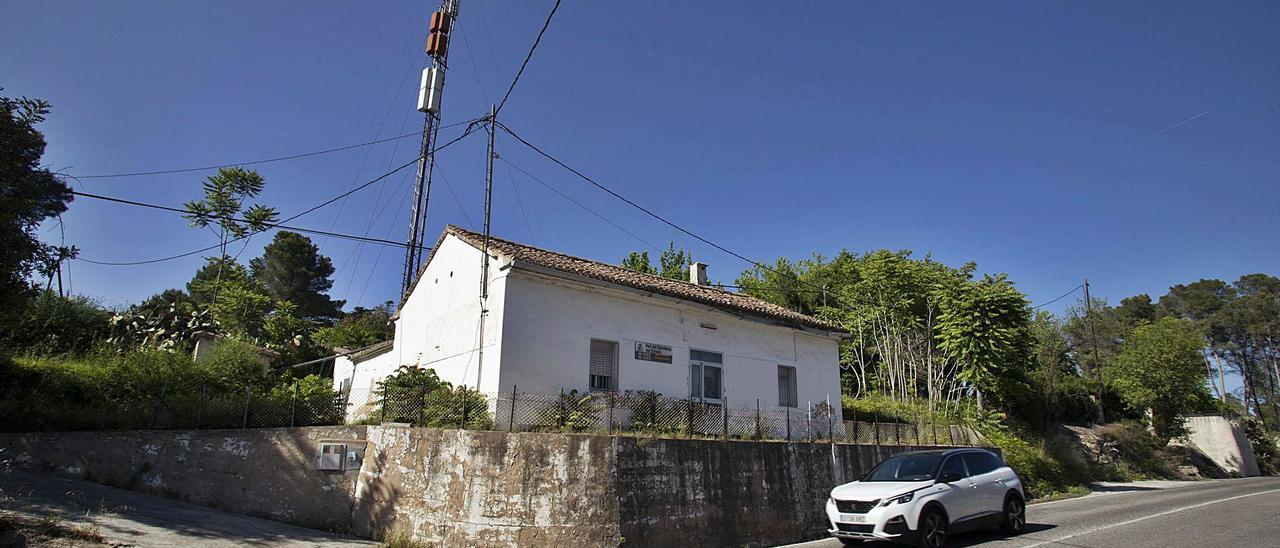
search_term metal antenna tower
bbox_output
[402,0,460,297]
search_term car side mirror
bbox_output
[938,472,963,484]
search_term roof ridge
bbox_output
[441,224,843,333]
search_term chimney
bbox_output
[690,262,709,286]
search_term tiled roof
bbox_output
[347,340,394,363]
[444,225,844,333]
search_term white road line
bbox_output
[1021,487,1280,548]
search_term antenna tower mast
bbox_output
[402,0,460,296]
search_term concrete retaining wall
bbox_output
[1183,415,1260,477]
[0,426,367,532]
[0,426,959,547]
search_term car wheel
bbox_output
[916,508,948,548]
[838,539,864,546]
[1000,494,1026,535]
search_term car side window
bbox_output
[939,455,969,479]
[962,452,1000,476]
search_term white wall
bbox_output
[392,234,507,394]
[1183,415,1261,477]
[341,350,399,421]
[497,269,842,418]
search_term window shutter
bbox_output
[590,340,617,390]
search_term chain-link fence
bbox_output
[5,378,981,446]
[2,381,347,432]
[341,385,984,447]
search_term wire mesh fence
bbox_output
[340,385,984,447]
[4,378,981,447]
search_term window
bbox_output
[589,339,618,391]
[939,455,970,480]
[962,452,1001,476]
[864,453,944,482]
[690,350,723,401]
[317,443,346,471]
[777,365,798,408]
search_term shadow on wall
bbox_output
[0,426,399,541]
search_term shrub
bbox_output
[0,291,111,355]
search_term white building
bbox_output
[333,225,847,423]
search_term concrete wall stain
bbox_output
[0,427,969,547]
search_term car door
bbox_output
[934,454,977,522]
[962,452,1005,515]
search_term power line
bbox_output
[495,0,562,115]
[70,191,430,251]
[496,120,859,310]
[1032,284,1084,310]
[69,119,477,179]
[500,157,660,252]
[73,148,440,266]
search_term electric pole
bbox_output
[1083,277,1105,423]
[475,104,496,391]
[402,0,460,297]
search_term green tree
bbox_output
[182,166,278,307]
[1116,294,1157,332]
[935,274,1033,411]
[313,302,394,350]
[187,257,250,305]
[249,231,343,323]
[0,91,75,323]
[1108,317,1212,442]
[620,242,693,281]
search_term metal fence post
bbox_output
[873,416,880,447]
[686,396,694,438]
[150,384,166,429]
[607,391,615,434]
[557,388,566,429]
[894,420,901,446]
[931,411,939,446]
[722,397,729,440]
[379,383,387,424]
[826,394,834,444]
[914,406,922,446]
[508,385,517,432]
[290,381,298,428]
[459,387,468,429]
[196,384,206,429]
[785,405,791,442]
[849,407,860,445]
[241,386,252,429]
[806,402,813,442]
[754,399,762,440]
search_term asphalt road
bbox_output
[785,476,1280,548]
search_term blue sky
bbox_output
[3,1,1277,317]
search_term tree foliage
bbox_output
[621,242,694,281]
[313,302,394,350]
[0,91,75,323]
[1108,317,1213,442]
[250,231,343,323]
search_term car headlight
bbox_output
[882,492,914,506]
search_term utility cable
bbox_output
[69,191,429,251]
[69,119,476,179]
[494,0,562,115]
[1032,284,1085,310]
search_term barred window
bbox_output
[778,365,798,408]
[589,339,618,391]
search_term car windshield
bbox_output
[863,453,943,482]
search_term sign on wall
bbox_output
[634,342,673,364]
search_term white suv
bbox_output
[825,449,1026,547]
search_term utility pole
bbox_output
[402,0,460,297]
[1083,277,1105,423]
[475,104,496,391]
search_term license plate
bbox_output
[838,514,866,523]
